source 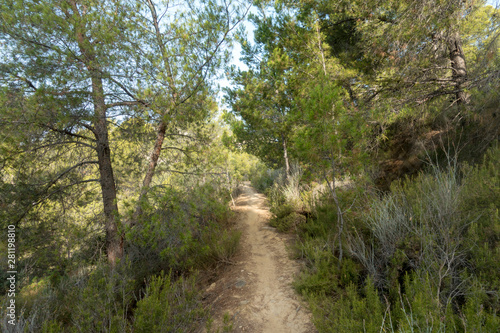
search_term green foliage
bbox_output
[0,0,498,331]
[307,278,384,333]
[225,149,270,191]
[133,272,205,333]
[205,311,235,333]
[461,281,500,332]
[42,320,64,333]
[294,145,499,332]
[460,145,500,304]
[199,228,241,267]
[395,273,449,332]
[0,262,135,332]
[295,249,339,296]
[69,265,134,333]
[0,201,238,332]
[293,76,364,175]
[306,198,340,237]
[126,182,236,275]
[270,211,306,232]
[266,164,306,212]
[250,167,280,192]
[1,175,240,331]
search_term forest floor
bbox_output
[203,183,316,333]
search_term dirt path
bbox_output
[204,183,316,333]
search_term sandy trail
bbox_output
[204,183,316,333]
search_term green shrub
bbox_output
[295,252,339,296]
[270,211,306,232]
[198,228,241,267]
[393,273,451,332]
[0,179,241,332]
[42,320,64,333]
[307,278,384,333]
[296,145,500,332]
[0,261,135,332]
[461,281,500,332]
[126,181,235,277]
[270,202,294,219]
[266,164,307,214]
[461,145,500,302]
[133,272,205,333]
[251,167,279,192]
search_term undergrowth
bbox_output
[0,181,240,332]
[271,145,500,332]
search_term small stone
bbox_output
[235,279,246,288]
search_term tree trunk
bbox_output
[132,0,177,224]
[323,158,344,267]
[92,75,123,266]
[70,0,123,265]
[447,31,469,104]
[132,120,167,224]
[283,136,290,181]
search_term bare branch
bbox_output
[165,132,198,140]
[47,178,100,193]
[75,121,97,135]
[28,140,96,152]
[13,177,100,226]
[45,161,99,189]
[164,169,226,176]
[43,124,96,142]
[102,74,150,107]
[161,146,189,153]
[106,100,150,109]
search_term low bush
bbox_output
[1,261,135,332]
[125,182,236,276]
[270,211,306,232]
[0,180,240,332]
[292,145,500,332]
[133,272,205,333]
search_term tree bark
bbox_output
[92,75,123,266]
[69,0,123,265]
[132,0,177,224]
[132,120,167,224]
[447,31,469,104]
[323,159,344,267]
[282,135,290,181]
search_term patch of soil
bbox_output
[203,183,316,333]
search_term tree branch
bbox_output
[164,169,225,176]
[106,100,150,109]
[28,140,96,152]
[161,146,190,153]
[165,132,198,140]
[75,121,97,135]
[45,161,99,189]
[43,124,96,142]
[102,75,150,107]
